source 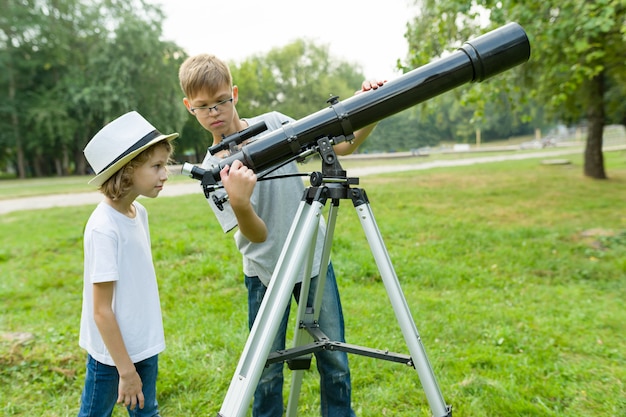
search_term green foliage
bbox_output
[177,114,213,164]
[1,154,626,416]
[0,0,187,178]
[1,3,371,177]
[231,39,364,120]
[403,0,626,177]
[404,0,626,121]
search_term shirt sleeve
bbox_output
[88,229,119,284]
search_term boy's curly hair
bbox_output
[100,140,173,200]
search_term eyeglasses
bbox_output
[190,97,234,116]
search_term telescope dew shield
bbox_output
[196,22,531,184]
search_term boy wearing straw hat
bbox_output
[77,111,177,417]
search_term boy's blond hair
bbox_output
[179,54,232,99]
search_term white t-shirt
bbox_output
[79,201,165,366]
[201,111,327,286]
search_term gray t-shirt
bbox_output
[201,111,326,286]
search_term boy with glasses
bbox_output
[179,53,384,417]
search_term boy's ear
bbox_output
[232,85,239,105]
[182,97,193,114]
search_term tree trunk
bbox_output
[8,63,26,179]
[583,72,607,179]
[75,147,87,176]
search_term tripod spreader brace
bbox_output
[267,318,415,370]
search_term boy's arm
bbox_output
[93,281,145,410]
[220,160,268,243]
[333,79,387,156]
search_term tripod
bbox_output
[216,137,452,417]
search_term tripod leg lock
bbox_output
[349,188,369,206]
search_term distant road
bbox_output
[2,144,625,215]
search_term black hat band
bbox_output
[98,129,162,174]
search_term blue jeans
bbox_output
[245,262,356,417]
[77,354,161,417]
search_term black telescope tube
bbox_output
[202,22,530,182]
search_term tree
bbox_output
[0,0,48,178]
[0,0,187,178]
[403,0,626,179]
[178,114,212,164]
[231,39,364,120]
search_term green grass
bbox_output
[1,151,626,416]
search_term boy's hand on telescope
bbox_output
[219,159,268,243]
[355,79,386,95]
[332,78,387,156]
[220,160,257,209]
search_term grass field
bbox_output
[1,149,625,416]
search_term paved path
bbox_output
[2,145,624,215]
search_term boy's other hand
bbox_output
[117,370,145,410]
[356,79,387,95]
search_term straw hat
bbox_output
[84,111,178,186]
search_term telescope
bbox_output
[208,121,267,155]
[182,22,531,189]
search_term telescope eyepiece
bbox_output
[181,162,206,181]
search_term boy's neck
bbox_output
[105,196,137,218]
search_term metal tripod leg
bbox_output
[352,189,450,417]
[281,188,450,416]
[285,200,339,416]
[217,191,326,417]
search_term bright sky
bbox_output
[149,0,417,81]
